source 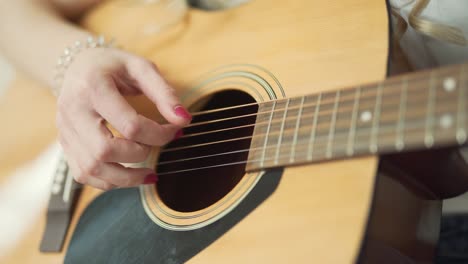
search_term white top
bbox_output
[390,0,468,69]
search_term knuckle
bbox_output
[157,128,177,146]
[158,135,173,146]
[136,59,157,73]
[148,61,159,71]
[79,71,102,94]
[131,143,151,161]
[74,172,88,185]
[100,182,114,191]
[119,177,133,188]
[122,116,141,140]
[166,86,177,95]
[82,160,101,176]
[84,69,100,84]
[95,141,113,162]
[73,74,94,96]
[139,145,151,159]
[124,175,140,187]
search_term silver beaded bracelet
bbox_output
[52,35,115,96]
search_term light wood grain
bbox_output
[189,157,379,263]
[0,75,56,184]
[0,0,389,263]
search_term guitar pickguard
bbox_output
[65,168,282,263]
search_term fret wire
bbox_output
[169,98,459,155]
[261,118,459,167]
[184,88,436,141]
[275,90,454,125]
[370,82,383,153]
[161,68,467,173]
[161,114,463,174]
[307,93,322,160]
[457,64,467,144]
[159,124,453,175]
[186,73,462,130]
[265,109,458,141]
[185,66,462,118]
[208,97,456,152]
[260,101,276,167]
[323,109,454,134]
[249,94,457,135]
[159,128,427,175]
[260,127,453,168]
[181,67,463,130]
[326,90,340,158]
[159,68,466,172]
[347,86,360,156]
[161,115,459,169]
[165,68,465,158]
[251,111,458,149]
[424,71,436,147]
[274,98,290,165]
[396,76,408,151]
[290,96,305,162]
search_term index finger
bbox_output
[123,56,192,126]
[92,76,179,146]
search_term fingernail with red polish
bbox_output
[144,173,158,184]
[174,105,192,120]
[174,129,184,140]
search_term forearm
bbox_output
[0,0,97,88]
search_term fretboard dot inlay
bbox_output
[395,141,404,151]
[246,63,466,173]
[424,136,434,148]
[439,114,454,129]
[457,130,467,144]
[443,77,457,92]
[360,111,372,123]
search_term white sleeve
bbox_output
[390,0,468,69]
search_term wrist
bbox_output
[52,35,114,97]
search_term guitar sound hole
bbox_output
[156,90,258,212]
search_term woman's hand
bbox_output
[56,47,191,190]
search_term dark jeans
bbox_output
[436,214,468,264]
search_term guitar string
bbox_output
[182,73,464,130]
[157,116,441,166]
[163,109,458,155]
[181,85,430,135]
[184,83,425,128]
[178,92,457,140]
[187,67,464,118]
[162,96,460,153]
[183,68,462,118]
[156,117,460,176]
[154,70,466,175]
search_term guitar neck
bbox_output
[246,63,467,171]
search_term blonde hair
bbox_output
[391,7,408,41]
[408,0,467,45]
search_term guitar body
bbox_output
[1,0,453,263]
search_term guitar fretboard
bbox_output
[246,63,467,171]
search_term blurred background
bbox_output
[0,0,467,262]
[0,57,13,96]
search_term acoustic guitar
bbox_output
[1,0,468,263]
